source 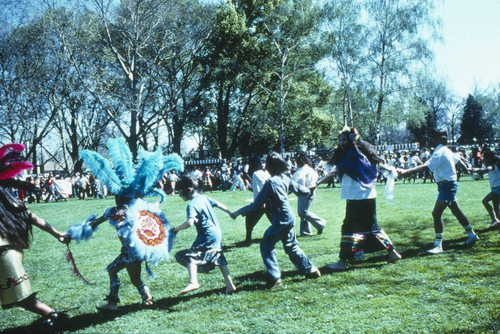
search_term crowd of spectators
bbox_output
[5,143,499,204]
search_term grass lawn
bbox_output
[1,177,499,333]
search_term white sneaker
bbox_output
[426,245,443,254]
[462,234,479,247]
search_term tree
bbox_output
[152,0,215,154]
[459,94,492,144]
[321,0,367,127]
[408,76,450,147]
[259,0,321,153]
[365,0,438,143]
[474,86,500,142]
[200,1,260,159]
[92,0,173,157]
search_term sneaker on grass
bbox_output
[462,234,479,247]
[426,245,443,255]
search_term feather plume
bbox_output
[168,229,176,253]
[0,161,34,180]
[162,153,184,174]
[80,150,123,195]
[0,143,26,160]
[106,138,135,184]
[123,149,163,199]
[148,187,166,203]
[67,214,99,243]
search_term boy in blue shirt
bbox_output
[172,177,237,295]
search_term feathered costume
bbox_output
[66,138,183,307]
[0,144,37,309]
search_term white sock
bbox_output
[434,233,443,248]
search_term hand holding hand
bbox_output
[58,233,71,245]
[229,212,238,220]
[396,168,405,178]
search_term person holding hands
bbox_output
[172,176,237,295]
[398,130,479,254]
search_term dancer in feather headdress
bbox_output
[0,143,70,329]
[67,138,183,311]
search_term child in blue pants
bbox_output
[231,152,321,288]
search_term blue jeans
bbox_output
[297,193,326,235]
[260,223,315,280]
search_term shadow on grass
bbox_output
[2,269,303,333]
[4,229,495,333]
[318,230,492,276]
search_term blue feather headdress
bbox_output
[79,138,184,202]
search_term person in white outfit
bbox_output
[399,130,479,254]
[237,154,271,246]
[292,152,326,236]
[230,160,246,191]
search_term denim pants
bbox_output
[297,193,326,235]
[260,223,315,280]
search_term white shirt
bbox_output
[190,169,202,180]
[252,170,271,199]
[425,145,459,182]
[410,155,422,167]
[340,174,377,200]
[291,164,318,188]
[489,165,500,188]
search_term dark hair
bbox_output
[265,152,289,176]
[178,176,200,193]
[295,151,311,167]
[115,195,131,208]
[429,130,447,146]
[248,153,264,177]
[483,150,500,169]
[0,183,32,249]
[329,130,383,166]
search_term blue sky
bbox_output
[433,0,500,97]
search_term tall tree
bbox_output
[408,75,450,147]
[365,0,438,143]
[152,0,215,154]
[201,1,259,159]
[92,0,172,157]
[459,94,493,144]
[259,0,321,153]
[321,0,367,127]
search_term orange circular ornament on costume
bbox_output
[136,210,166,246]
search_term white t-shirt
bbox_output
[252,170,271,199]
[489,165,500,188]
[340,174,377,200]
[425,145,459,183]
[291,164,318,188]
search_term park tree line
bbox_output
[0,0,498,173]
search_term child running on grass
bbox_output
[171,176,237,295]
[231,152,321,288]
[86,196,154,311]
[67,138,182,311]
[471,150,500,231]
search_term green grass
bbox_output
[1,178,499,333]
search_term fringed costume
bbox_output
[0,144,37,310]
[67,138,182,310]
[0,143,69,330]
[322,127,400,268]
